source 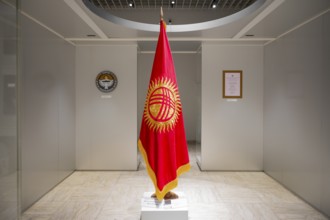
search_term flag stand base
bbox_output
[140,192,188,220]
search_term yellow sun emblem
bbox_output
[144,77,181,133]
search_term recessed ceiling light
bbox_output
[245,34,255,37]
[211,0,217,9]
[87,34,96,37]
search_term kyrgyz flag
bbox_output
[138,20,190,201]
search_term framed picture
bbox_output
[223,70,242,98]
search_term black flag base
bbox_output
[151,191,179,200]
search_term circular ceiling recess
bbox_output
[82,0,266,32]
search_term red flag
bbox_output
[138,20,190,201]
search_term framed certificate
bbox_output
[223,70,242,98]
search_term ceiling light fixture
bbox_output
[128,1,134,7]
[170,0,175,8]
[211,0,218,9]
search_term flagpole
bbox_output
[160,6,163,21]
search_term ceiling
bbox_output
[5,0,330,51]
[88,0,257,9]
[84,0,260,26]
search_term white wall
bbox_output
[201,44,263,170]
[195,51,202,163]
[137,53,199,141]
[264,11,330,217]
[21,15,76,211]
[76,45,137,170]
[321,12,330,217]
[0,1,18,219]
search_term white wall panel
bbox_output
[76,45,137,170]
[20,14,75,211]
[0,1,18,219]
[21,17,59,210]
[201,45,263,170]
[264,11,330,217]
[320,11,330,217]
[175,54,199,141]
[58,43,76,180]
[263,40,285,182]
[137,54,150,138]
[195,52,202,164]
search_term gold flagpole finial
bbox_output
[160,6,164,20]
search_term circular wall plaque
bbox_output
[95,71,118,93]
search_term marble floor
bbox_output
[22,151,329,220]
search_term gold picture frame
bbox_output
[223,70,243,98]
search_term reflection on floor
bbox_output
[22,149,328,220]
[0,172,18,220]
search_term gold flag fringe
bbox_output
[138,139,191,201]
